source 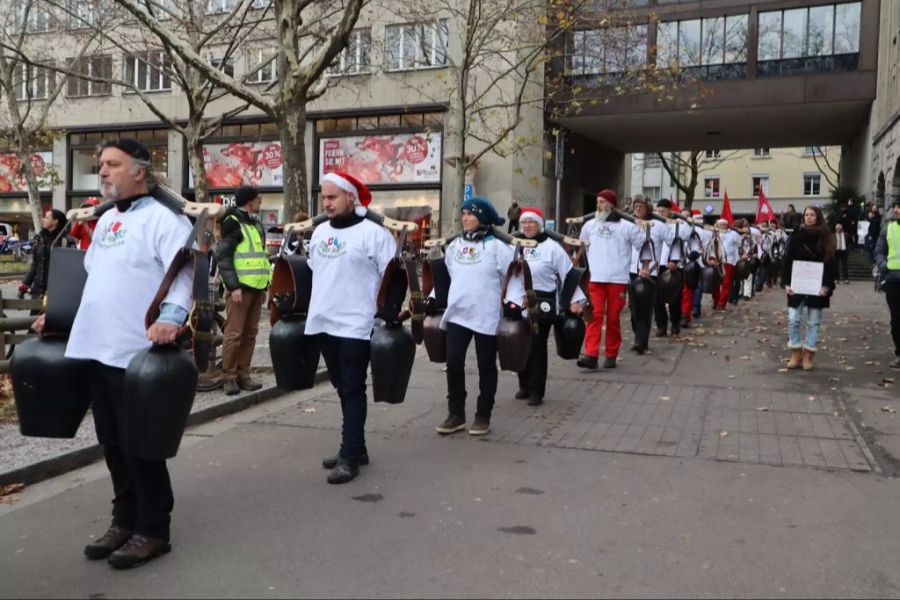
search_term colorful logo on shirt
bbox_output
[454,245,482,264]
[95,220,127,248]
[317,236,347,258]
[523,247,541,261]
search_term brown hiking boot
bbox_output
[84,525,132,560]
[802,349,815,371]
[223,377,240,395]
[107,534,171,570]
[786,349,802,369]
[237,374,263,391]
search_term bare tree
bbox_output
[657,149,741,210]
[0,0,99,230]
[809,145,840,192]
[111,0,366,218]
[48,0,278,204]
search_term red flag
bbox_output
[721,191,735,225]
[756,189,776,224]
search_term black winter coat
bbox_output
[781,227,836,309]
[22,227,65,297]
[215,207,267,292]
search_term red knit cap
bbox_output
[596,189,617,207]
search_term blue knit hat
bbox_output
[461,196,505,227]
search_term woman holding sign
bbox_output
[781,206,836,370]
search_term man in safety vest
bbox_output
[217,185,271,395]
[874,197,900,369]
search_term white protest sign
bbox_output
[790,260,824,295]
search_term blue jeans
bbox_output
[788,300,823,351]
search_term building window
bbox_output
[68,0,109,29]
[247,49,277,84]
[758,2,861,76]
[124,52,171,92]
[566,25,648,76]
[657,14,748,79]
[704,150,721,159]
[14,3,54,33]
[644,154,661,167]
[754,148,770,157]
[804,174,822,196]
[210,56,235,78]
[206,0,236,13]
[14,62,55,101]
[752,176,770,196]
[327,29,372,76]
[704,177,720,198]
[385,21,449,71]
[66,55,112,97]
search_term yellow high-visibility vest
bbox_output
[226,215,270,289]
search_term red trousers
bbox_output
[584,282,627,359]
[681,283,694,323]
[712,263,735,309]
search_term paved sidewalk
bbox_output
[2,282,900,598]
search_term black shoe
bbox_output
[468,417,491,436]
[527,395,544,407]
[655,329,667,338]
[603,357,617,369]
[514,389,530,400]
[436,415,467,434]
[629,344,641,353]
[692,311,701,318]
[107,534,171,570]
[322,452,369,470]
[326,458,360,484]
[576,355,599,369]
[84,525,132,560]
[680,319,691,329]
[635,345,646,355]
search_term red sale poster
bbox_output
[318,133,442,184]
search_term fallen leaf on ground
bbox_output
[727,375,736,379]
[777,368,788,372]
[303,407,317,414]
[756,406,770,412]
[659,396,671,401]
[0,483,25,504]
[883,378,895,384]
[719,431,729,437]
[881,406,896,414]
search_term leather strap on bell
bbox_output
[501,246,537,332]
[145,208,216,372]
[559,265,593,324]
[404,249,425,344]
[377,226,418,330]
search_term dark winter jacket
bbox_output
[782,227,837,309]
[215,207,267,292]
[22,227,65,297]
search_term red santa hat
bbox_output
[321,172,372,216]
[519,207,544,230]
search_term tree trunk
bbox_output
[277,103,308,221]
[443,99,469,235]
[17,148,43,232]
[185,127,209,205]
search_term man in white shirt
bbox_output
[34,139,192,569]
[307,172,397,484]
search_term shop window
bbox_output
[401,114,423,128]
[259,122,280,137]
[71,148,101,190]
[379,115,401,128]
[335,118,355,131]
[424,113,444,129]
[357,116,379,130]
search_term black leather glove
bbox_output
[424,297,439,316]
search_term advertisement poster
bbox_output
[0,152,53,193]
[191,141,284,189]
[319,133,441,184]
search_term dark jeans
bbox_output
[836,250,849,281]
[517,315,553,399]
[446,322,498,420]
[655,268,682,335]
[320,334,370,460]
[755,267,768,292]
[91,362,174,540]
[629,273,655,349]
[886,282,900,356]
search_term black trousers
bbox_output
[836,250,849,281]
[885,282,900,356]
[517,312,554,399]
[629,273,655,349]
[319,334,370,460]
[446,322,498,420]
[654,268,682,335]
[90,362,173,540]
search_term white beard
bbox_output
[595,209,611,222]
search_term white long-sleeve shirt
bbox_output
[503,236,587,306]
[630,221,674,274]
[306,218,397,340]
[720,229,741,264]
[439,234,515,336]
[66,197,193,369]
[660,221,691,265]
[579,216,644,284]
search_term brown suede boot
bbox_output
[786,349,803,369]
[223,377,240,395]
[802,349,815,371]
